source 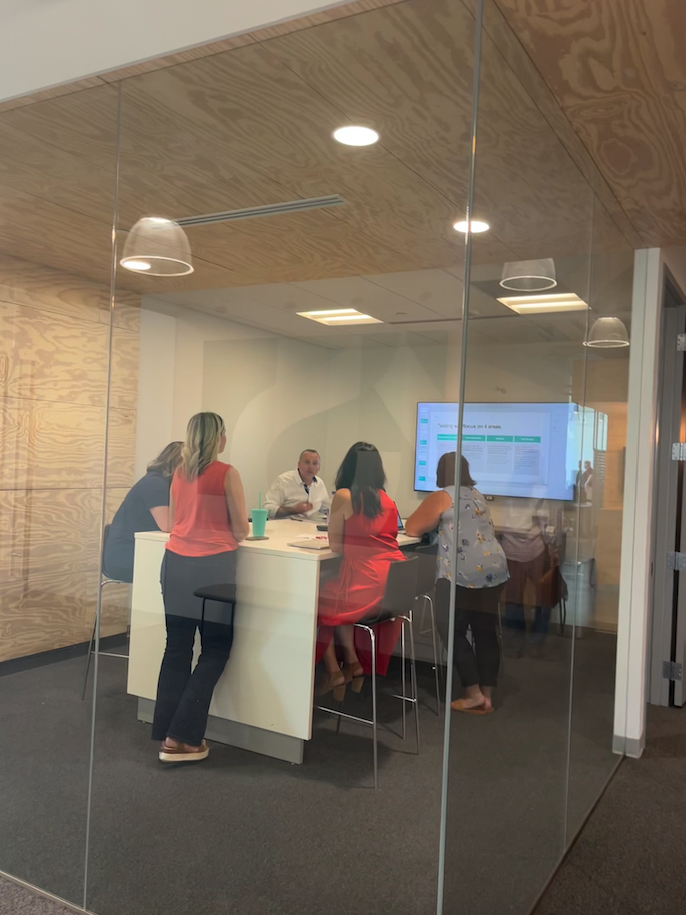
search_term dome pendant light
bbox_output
[584,317,630,348]
[500,258,557,292]
[120,217,194,276]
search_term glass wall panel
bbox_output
[565,196,633,839]
[87,3,475,913]
[440,0,630,911]
[0,85,119,906]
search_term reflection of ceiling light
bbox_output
[584,316,630,348]
[120,216,194,276]
[298,307,382,326]
[497,292,588,314]
[501,258,556,292]
[333,126,379,146]
[453,219,490,233]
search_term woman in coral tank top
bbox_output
[152,412,249,764]
[317,442,405,699]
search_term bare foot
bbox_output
[459,690,486,710]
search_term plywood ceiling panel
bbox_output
[0,0,644,299]
[494,0,686,247]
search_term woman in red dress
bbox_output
[317,442,404,699]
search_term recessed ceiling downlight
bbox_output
[333,126,379,147]
[453,219,490,234]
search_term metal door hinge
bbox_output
[678,334,686,351]
[667,551,686,571]
[672,443,686,461]
[663,661,683,681]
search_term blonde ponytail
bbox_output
[180,413,225,481]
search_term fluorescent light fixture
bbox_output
[333,125,379,146]
[298,307,382,326]
[122,259,152,271]
[497,292,589,314]
[453,219,490,234]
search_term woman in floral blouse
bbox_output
[405,452,509,714]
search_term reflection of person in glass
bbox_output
[406,453,509,714]
[499,495,555,658]
[581,460,593,503]
[316,442,405,699]
[104,441,183,582]
[152,413,249,763]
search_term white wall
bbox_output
[136,301,588,517]
[0,0,348,102]
[614,246,686,757]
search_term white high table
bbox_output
[128,519,419,763]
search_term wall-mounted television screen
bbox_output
[414,402,606,501]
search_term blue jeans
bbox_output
[505,602,551,649]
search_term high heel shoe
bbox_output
[316,669,347,701]
[343,662,365,693]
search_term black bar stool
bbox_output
[413,544,442,715]
[82,524,130,700]
[193,583,237,632]
[318,555,419,789]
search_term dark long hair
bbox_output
[436,452,476,488]
[335,442,386,518]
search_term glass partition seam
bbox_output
[562,190,594,845]
[436,1,484,911]
[82,83,122,913]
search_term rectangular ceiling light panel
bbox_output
[297,308,382,326]
[497,292,589,314]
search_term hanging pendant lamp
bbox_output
[500,258,556,292]
[120,217,194,276]
[584,316,630,348]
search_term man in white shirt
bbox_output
[263,450,332,520]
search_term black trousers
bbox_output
[152,549,236,746]
[437,579,505,689]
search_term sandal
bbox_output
[159,739,210,763]
[451,699,494,716]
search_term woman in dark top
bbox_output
[103,442,183,582]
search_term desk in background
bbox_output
[128,519,419,763]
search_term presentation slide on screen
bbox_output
[414,402,577,500]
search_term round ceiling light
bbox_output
[453,219,490,234]
[333,125,379,146]
[120,216,194,276]
[584,316,630,348]
[500,258,557,292]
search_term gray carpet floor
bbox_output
[0,875,75,914]
[534,703,686,915]
[0,631,617,915]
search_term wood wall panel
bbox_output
[0,487,129,581]
[0,398,108,491]
[0,255,139,662]
[0,302,110,406]
[0,569,98,662]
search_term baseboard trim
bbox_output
[0,869,89,913]
[614,731,645,758]
[0,634,127,679]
